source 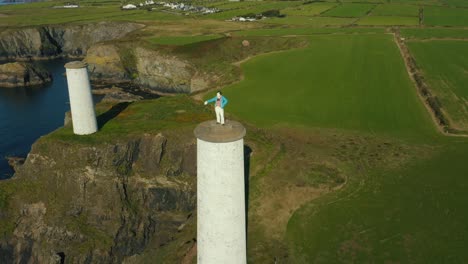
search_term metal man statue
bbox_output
[204,91,229,125]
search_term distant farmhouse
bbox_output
[121,1,218,14]
[53,2,79,8]
[121,3,137,10]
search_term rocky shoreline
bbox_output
[0,62,52,87]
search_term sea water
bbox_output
[0,59,102,179]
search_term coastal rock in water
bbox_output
[0,22,144,60]
[7,157,25,172]
[0,62,51,87]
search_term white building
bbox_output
[122,4,137,9]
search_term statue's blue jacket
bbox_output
[206,96,228,108]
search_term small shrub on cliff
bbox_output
[118,47,138,79]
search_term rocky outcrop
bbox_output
[0,130,198,263]
[6,157,25,172]
[134,47,198,93]
[86,44,212,93]
[0,22,144,60]
[0,62,51,87]
[86,44,128,81]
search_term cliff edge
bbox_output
[0,96,208,263]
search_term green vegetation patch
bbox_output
[407,40,468,132]
[233,27,386,37]
[261,16,355,26]
[371,4,420,17]
[357,16,419,26]
[282,2,337,16]
[423,6,468,27]
[287,141,468,262]
[441,0,468,7]
[147,34,223,46]
[401,28,468,39]
[204,0,260,10]
[216,34,435,139]
[388,0,440,4]
[322,3,375,18]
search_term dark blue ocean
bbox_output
[0,59,101,179]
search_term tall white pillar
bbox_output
[194,120,247,264]
[64,61,98,135]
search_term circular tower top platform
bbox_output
[194,120,246,143]
[65,61,88,69]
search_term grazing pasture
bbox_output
[260,16,355,26]
[423,6,468,26]
[282,2,336,16]
[371,4,420,17]
[407,40,468,132]
[357,16,418,26]
[147,34,223,46]
[401,28,468,39]
[217,34,435,138]
[322,3,375,18]
[288,139,468,263]
[233,27,386,37]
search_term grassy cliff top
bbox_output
[43,95,212,145]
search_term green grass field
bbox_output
[357,16,419,26]
[147,34,223,46]
[260,16,355,26]
[401,28,468,39]
[322,3,375,18]
[407,40,468,132]
[282,2,337,16]
[233,27,386,37]
[442,0,468,7]
[423,6,468,26]
[288,139,468,262]
[371,4,420,17]
[217,34,435,139]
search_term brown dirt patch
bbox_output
[181,242,197,264]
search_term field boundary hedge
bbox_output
[392,28,467,136]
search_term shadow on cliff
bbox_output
[97,102,131,129]
[244,145,252,240]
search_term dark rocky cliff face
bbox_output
[0,22,144,60]
[0,130,198,263]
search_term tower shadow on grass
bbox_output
[244,145,252,243]
[97,102,131,129]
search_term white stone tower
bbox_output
[194,120,247,264]
[64,61,98,135]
